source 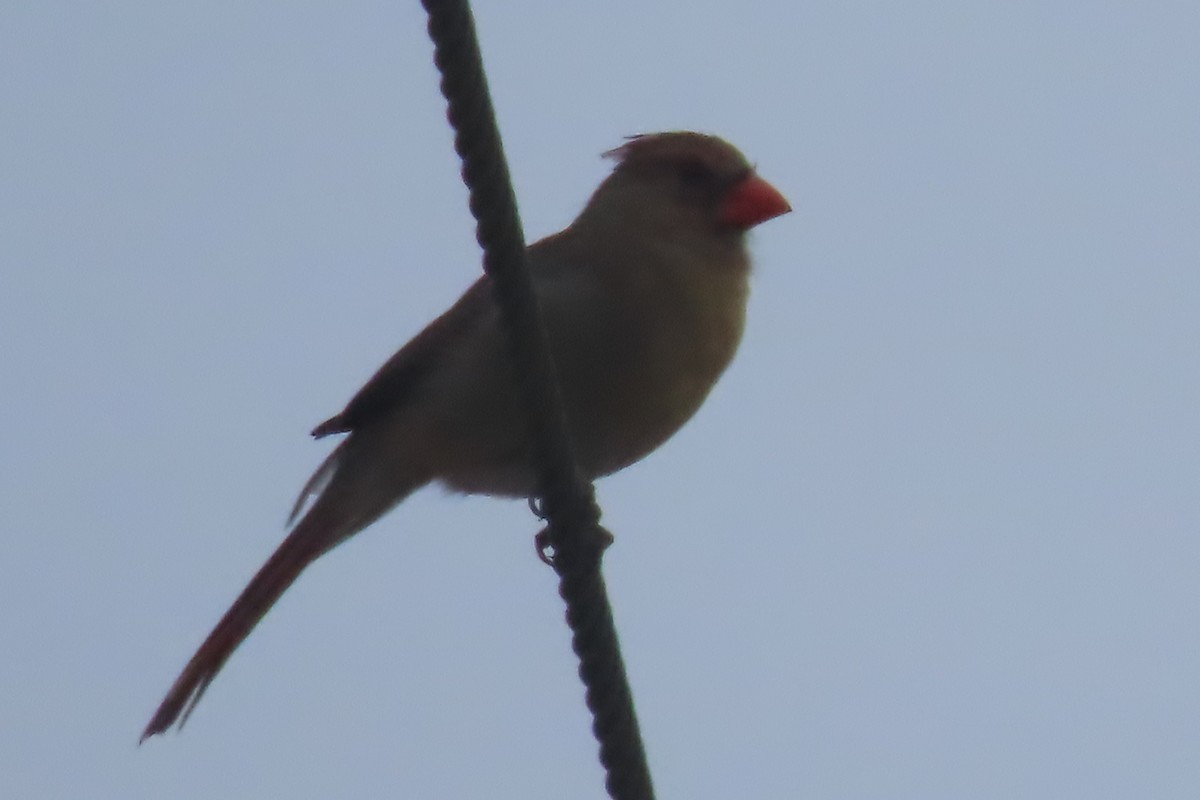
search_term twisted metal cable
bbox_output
[420,2,655,799]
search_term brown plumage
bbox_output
[141,132,790,740]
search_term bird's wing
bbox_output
[310,276,493,438]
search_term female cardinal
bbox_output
[142,131,790,739]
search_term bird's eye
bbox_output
[677,157,712,187]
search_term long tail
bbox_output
[141,439,420,741]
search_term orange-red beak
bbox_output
[718,173,791,229]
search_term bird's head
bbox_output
[580,131,791,240]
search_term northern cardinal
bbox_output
[141,131,790,739]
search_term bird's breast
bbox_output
[551,257,749,478]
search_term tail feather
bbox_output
[287,443,344,527]
[142,435,424,741]
[140,504,340,741]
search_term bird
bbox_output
[141,131,790,740]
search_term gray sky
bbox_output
[3,2,1198,798]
